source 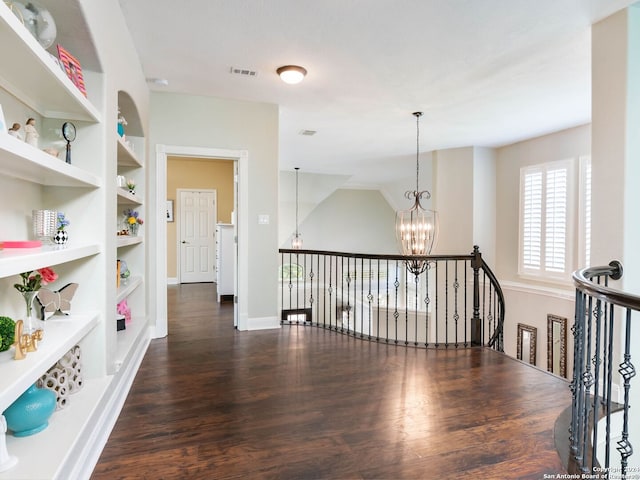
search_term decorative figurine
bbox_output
[24,118,39,147]
[7,123,21,140]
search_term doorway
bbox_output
[178,189,217,284]
[154,145,249,337]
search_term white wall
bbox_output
[492,124,590,378]
[432,147,475,254]
[592,6,640,452]
[495,124,591,284]
[292,188,397,254]
[473,147,497,266]
[380,151,435,213]
[279,170,350,247]
[148,92,279,323]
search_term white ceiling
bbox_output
[118,0,637,188]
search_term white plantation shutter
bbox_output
[544,167,567,272]
[522,170,542,270]
[583,159,591,267]
[520,160,573,278]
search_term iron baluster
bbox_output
[605,302,615,470]
[471,246,482,346]
[453,260,459,348]
[617,309,635,478]
[464,261,468,347]
[445,260,449,347]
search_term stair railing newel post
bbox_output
[471,245,482,346]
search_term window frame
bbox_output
[518,158,576,282]
[578,156,592,269]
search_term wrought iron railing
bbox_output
[570,261,639,476]
[279,246,504,350]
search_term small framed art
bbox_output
[57,44,87,97]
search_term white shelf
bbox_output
[116,188,142,205]
[0,135,101,187]
[0,244,100,279]
[0,3,101,122]
[116,275,142,303]
[115,316,147,371]
[0,376,111,480]
[116,136,142,167]
[116,236,142,248]
[0,312,100,413]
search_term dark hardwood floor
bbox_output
[92,283,571,479]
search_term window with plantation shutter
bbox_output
[580,156,592,268]
[544,167,567,272]
[519,159,574,280]
[522,170,542,270]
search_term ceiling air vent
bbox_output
[230,67,258,77]
[299,130,317,136]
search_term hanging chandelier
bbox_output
[395,112,438,275]
[291,167,303,249]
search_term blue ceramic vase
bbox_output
[3,384,56,437]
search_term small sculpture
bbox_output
[12,320,43,360]
[7,123,21,140]
[24,118,39,148]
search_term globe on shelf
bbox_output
[6,1,57,49]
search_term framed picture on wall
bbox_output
[166,200,174,222]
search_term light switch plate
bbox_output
[258,214,270,224]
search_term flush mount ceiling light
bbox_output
[277,65,307,85]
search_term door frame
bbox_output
[176,188,217,284]
[154,145,248,337]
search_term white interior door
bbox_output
[179,189,216,283]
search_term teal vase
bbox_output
[3,384,56,437]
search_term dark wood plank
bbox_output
[92,283,571,479]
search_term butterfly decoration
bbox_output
[36,283,79,320]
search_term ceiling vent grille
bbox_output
[299,130,317,136]
[230,67,258,77]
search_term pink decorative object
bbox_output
[117,299,131,324]
[1,240,42,248]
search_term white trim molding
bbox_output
[247,316,281,331]
[501,280,575,301]
[154,144,248,338]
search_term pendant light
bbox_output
[291,167,303,249]
[395,112,438,275]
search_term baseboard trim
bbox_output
[247,316,280,331]
[167,277,178,285]
[64,328,151,480]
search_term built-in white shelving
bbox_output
[0,376,111,480]
[0,244,100,278]
[116,136,142,167]
[116,275,142,304]
[116,236,143,248]
[115,316,146,371]
[0,1,150,478]
[0,3,100,122]
[116,188,142,205]
[0,135,101,187]
[0,313,99,413]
